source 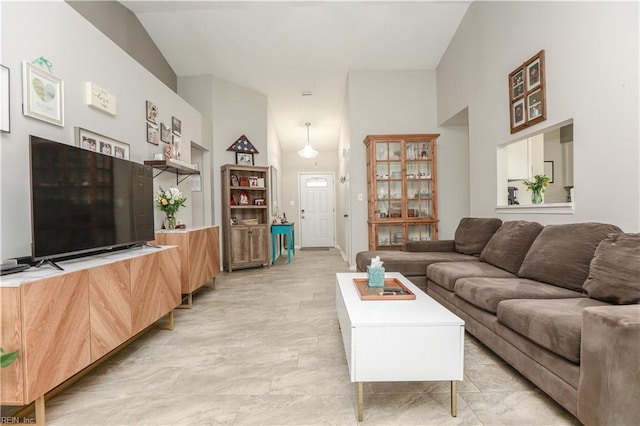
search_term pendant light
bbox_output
[298,122,318,158]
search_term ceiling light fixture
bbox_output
[298,122,318,159]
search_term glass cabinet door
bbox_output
[374,141,402,220]
[406,140,434,219]
[376,224,404,250]
[408,223,434,242]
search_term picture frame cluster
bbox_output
[509,50,546,133]
[146,100,182,160]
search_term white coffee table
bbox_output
[336,272,464,421]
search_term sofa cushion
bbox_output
[497,298,611,363]
[479,220,544,274]
[356,250,478,277]
[454,217,503,255]
[454,277,583,314]
[583,233,640,304]
[427,262,516,292]
[518,223,623,291]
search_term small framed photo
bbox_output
[22,61,64,127]
[544,161,555,183]
[249,176,259,187]
[254,198,265,206]
[511,98,525,129]
[236,152,254,166]
[147,122,159,145]
[160,122,171,143]
[230,174,239,187]
[75,127,130,160]
[527,89,543,120]
[526,57,542,90]
[146,100,157,124]
[172,116,181,136]
[172,135,182,158]
[510,68,524,99]
[239,191,250,205]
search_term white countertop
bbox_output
[155,225,218,234]
[0,245,176,287]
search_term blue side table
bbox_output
[271,223,295,264]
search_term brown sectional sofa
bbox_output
[356,218,640,426]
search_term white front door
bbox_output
[299,173,335,248]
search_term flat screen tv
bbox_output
[29,135,155,262]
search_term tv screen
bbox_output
[29,135,155,260]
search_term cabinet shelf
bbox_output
[144,159,200,184]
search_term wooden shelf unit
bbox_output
[144,159,200,184]
[221,164,270,272]
[364,134,439,250]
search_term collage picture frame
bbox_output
[508,50,546,134]
[75,127,130,160]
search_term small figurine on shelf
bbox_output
[420,143,429,159]
[281,212,288,223]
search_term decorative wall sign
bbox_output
[508,50,546,133]
[22,61,64,127]
[75,127,130,159]
[86,82,116,116]
[227,134,259,153]
[1,65,9,132]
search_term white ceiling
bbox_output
[121,1,471,152]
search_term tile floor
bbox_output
[39,249,578,425]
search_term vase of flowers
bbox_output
[155,187,187,229]
[523,174,550,204]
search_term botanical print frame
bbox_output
[1,65,9,133]
[22,61,64,127]
[236,152,254,166]
[161,122,171,143]
[509,50,546,133]
[75,127,130,160]
[544,161,554,183]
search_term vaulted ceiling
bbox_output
[121,1,471,152]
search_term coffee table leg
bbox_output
[357,382,364,421]
[451,380,457,417]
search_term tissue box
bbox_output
[367,266,385,287]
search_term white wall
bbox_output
[267,105,283,211]
[178,75,269,230]
[437,1,639,231]
[345,70,471,266]
[336,85,351,263]
[0,1,202,260]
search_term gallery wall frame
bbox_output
[22,61,64,127]
[1,65,9,133]
[509,50,546,133]
[75,127,130,160]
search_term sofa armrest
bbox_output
[405,240,455,253]
[577,304,640,426]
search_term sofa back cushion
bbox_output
[583,233,640,304]
[454,217,502,255]
[518,222,622,291]
[480,220,544,274]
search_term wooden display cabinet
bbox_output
[364,134,439,250]
[221,164,270,271]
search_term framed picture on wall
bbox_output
[236,152,254,166]
[22,61,64,127]
[147,122,159,145]
[146,100,157,124]
[172,116,181,136]
[75,127,130,160]
[508,50,546,133]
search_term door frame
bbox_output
[297,171,337,248]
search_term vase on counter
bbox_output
[164,214,176,230]
[531,189,543,205]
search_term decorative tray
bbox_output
[352,278,416,301]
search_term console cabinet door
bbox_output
[21,271,92,403]
[1,287,24,405]
[130,250,180,334]
[88,261,132,361]
[230,226,251,265]
[249,225,269,263]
